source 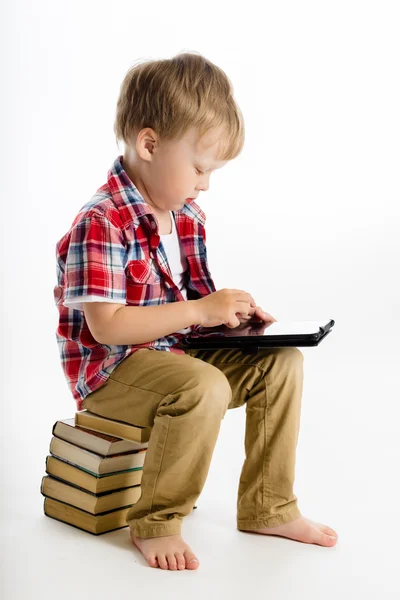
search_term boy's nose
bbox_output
[196,173,211,193]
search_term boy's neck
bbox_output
[122,152,170,221]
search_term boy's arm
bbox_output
[83,300,202,346]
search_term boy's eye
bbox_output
[195,168,204,175]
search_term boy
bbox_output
[53,52,338,571]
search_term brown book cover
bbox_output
[43,497,131,535]
[45,455,143,494]
[49,437,146,475]
[41,475,142,514]
[52,418,149,456]
[75,411,152,443]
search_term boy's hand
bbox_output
[195,289,276,328]
[236,304,277,324]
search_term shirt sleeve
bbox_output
[62,215,128,310]
[63,295,127,312]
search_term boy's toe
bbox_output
[167,553,178,570]
[319,524,338,538]
[175,553,186,570]
[184,551,200,569]
[148,554,158,568]
[158,555,169,569]
[319,530,338,546]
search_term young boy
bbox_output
[53,51,338,571]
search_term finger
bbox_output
[235,312,248,322]
[230,290,257,307]
[235,299,256,312]
[236,308,252,319]
[226,317,241,328]
[236,313,255,323]
[254,307,276,321]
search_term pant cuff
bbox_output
[237,504,301,530]
[128,521,182,539]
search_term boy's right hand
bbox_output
[195,289,257,328]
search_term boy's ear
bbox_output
[136,127,158,161]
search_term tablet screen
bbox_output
[191,320,333,338]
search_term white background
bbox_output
[2,0,400,597]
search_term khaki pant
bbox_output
[82,346,304,538]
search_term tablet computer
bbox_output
[178,319,335,354]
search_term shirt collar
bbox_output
[107,155,206,228]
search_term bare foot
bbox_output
[240,515,338,547]
[130,529,200,570]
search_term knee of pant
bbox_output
[189,362,232,414]
[289,347,304,361]
[277,346,304,369]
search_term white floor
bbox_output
[3,329,400,599]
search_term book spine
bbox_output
[75,412,151,444]
[42,493,136,516]
[48,453,143,478]
[43,498,130,535]
[43,473,141,497]
[45,470,142,496]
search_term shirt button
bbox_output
[150,251,155,259]
[151,221,157,229]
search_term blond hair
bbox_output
[114,51,245,161]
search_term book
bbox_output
[75,410,152,443]
[42,417,198,535]
[43,497,132,535]
[45,455,143,494]
[49,437,146,475]
[41,475,142,514]
[43,496,197,536]
[52,418,149,456]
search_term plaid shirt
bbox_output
[54,155,217,410]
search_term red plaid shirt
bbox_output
[54,155,217,410]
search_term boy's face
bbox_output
[124,125,229,215]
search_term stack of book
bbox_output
[41,410,152,535]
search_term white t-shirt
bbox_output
[159,211,188,300]
[64,210,191,334]
[159,211,191,334]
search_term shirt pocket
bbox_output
[126,259,162,305]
